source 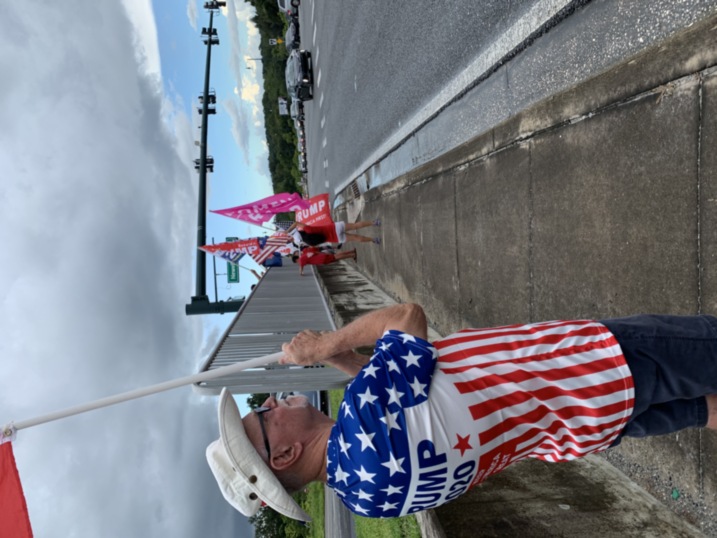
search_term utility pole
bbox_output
[186,0,243,316]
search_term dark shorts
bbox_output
[600,315,717,444]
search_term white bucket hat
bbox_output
[206,388,311,522]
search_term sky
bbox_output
[0,0,277,535]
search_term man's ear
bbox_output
[270,442,303,471]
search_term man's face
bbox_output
[242,395,319,465]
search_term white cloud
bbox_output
[186,0,198,30]
[224,97,252,163]
[121,0,162,75]
[219,0,268,164]
[0,2,250,536]
[241,76,262,106]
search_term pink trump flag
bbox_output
[211,193,309,225]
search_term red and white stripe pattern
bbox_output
[251,232,290,264]
[433,320,634,487]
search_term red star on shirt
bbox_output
[453,434,472,456]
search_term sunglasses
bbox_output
[254,406,272,460]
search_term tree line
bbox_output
[242,0,304,196]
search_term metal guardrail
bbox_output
[194,264,352,394]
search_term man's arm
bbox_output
[280,304,428,376]
[321,349,371,377]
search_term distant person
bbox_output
[261,251,283,268]
[292,247,357,275]
[207,303,717,522]
[288,220,381,247]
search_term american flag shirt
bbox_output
[326,321,634,517]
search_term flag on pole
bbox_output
[211,193,309,225]
[199,238,260,266]
[295,193,333,226]
[0,432,33,538]
[251,232,291,265]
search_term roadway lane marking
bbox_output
[334,0,575,195]
[323,159,329,169]
[313,21,317,47]
[311,0,315,23]
[317,68,322,88]
[354,74,357,92]
[319,92,324,108]
[321,115,326,128]
[322,136,327,148]
[315,46,319,65]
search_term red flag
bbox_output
[199,238,261,265]
[0,442,33,538]
[251,232,290,265]
[295,193,333,226]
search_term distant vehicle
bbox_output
[298,153,308,173]
[285,16,300,51]
[285,49,313,101]
[290,99,305,121]
[276,0,299,17]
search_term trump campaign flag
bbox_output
[211,193,309,226]
[199,238,261,266]
[295,193,333,226]
[0,433,33,538]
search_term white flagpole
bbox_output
[3,352,282,438]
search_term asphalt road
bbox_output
[295,0,717,203]
[297,0,546,196]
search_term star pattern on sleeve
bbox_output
[357,387,378,409]
[386,384,405,406]
[378,501,398,511]
[355,465,376,484]
[334,464,349,485]
[327,329,439,518]
[409,376,427,398]
[381,453,406,476]
[401,350,422,368]
[363,362,380,378]
[338,434,352,456]
[380,484,404,496]
[351,502,370,515]
[379,409,402,431]
[400,333,417,344]
[356,426,376,452]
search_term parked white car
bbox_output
[276,0,299,17]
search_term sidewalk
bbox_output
[328,12,717,537]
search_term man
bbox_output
[206,304,717,522]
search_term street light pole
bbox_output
[186,1,243,316]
